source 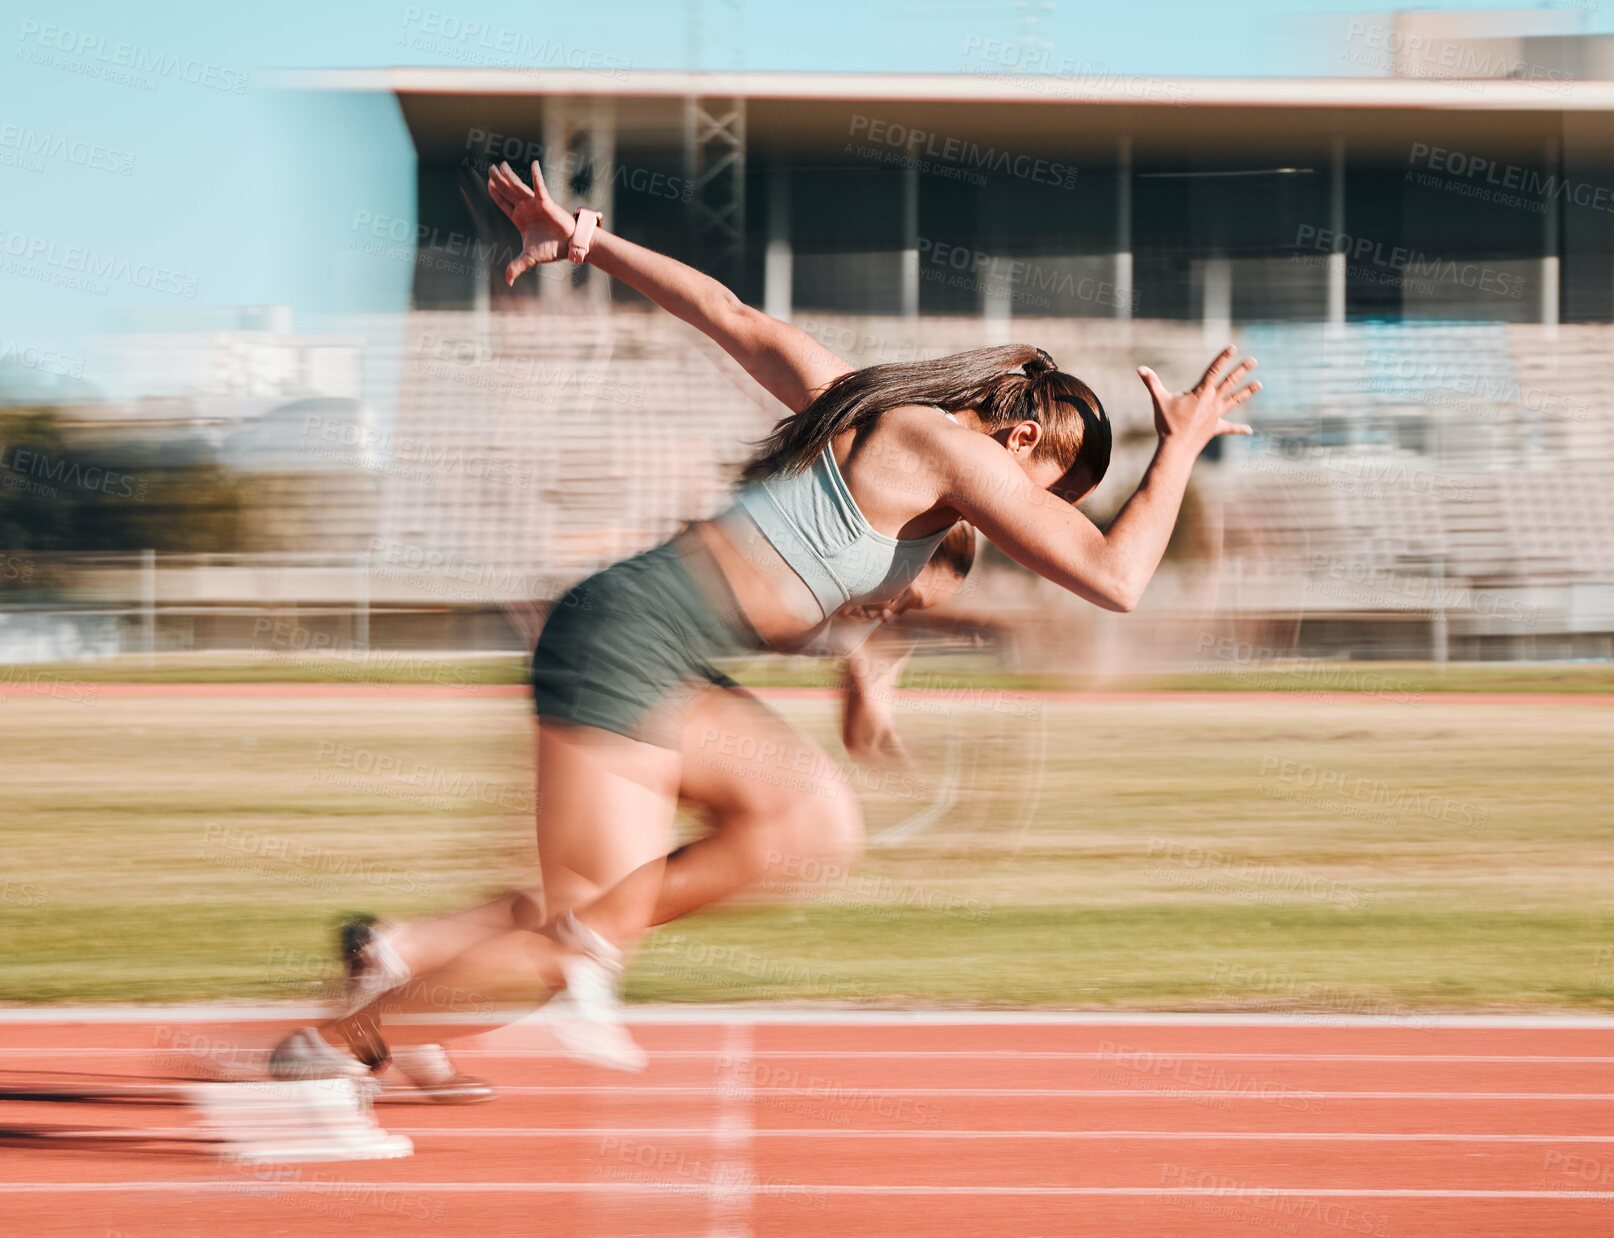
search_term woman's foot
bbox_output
[267,1029,495,1102]
[337,915,412,1015]
[267,1027,371,1081]
[381,1043,497,1104]
[546,913,647,1072]
[268,917,496,1101]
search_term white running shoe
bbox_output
[192,1078,412,1164]
[546,913,647,1072]
[266,1027,372,1082]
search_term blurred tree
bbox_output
[0,407,247,556]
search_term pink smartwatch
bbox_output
[568,209,602,264]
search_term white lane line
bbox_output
[479,1086,1614,1100]
[383,1129,1614,1143]
[7,1079,1603,1101]
[46,1127,1614,1144]
[0,1183,1610,1199]
[708,1022,755,1238]
[10,1048,1614,1064]
[6,1006,1614,1028]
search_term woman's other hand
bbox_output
[486,160,575,286]
[1137,347,1261,452]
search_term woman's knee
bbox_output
[759,781,864,876]
[509,887,545,933]
[820,782,865,867]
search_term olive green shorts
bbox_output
[530,537,761,749]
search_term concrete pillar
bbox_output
[1115,135,1133,321]
[900,159,920,319]
[763,162,792,320]
[541,97,616,307]
[1542,136,1561,330]
[1327,135,1346,334]
[1202,257,1232,344]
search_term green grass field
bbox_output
[2,664,1612,1012]
[12,650,1614,695]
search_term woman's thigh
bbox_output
[531,718,683,917]
[677,684,863,868]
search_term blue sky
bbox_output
[1,0,1606,394]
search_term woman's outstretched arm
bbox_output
[935,348,1259,613]
[487,160,849,413]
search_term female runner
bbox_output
[270,159,1259,1089]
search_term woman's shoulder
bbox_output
[846,405,986,491]
[873,404,967,438]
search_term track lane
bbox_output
[2,1016,1611,1237]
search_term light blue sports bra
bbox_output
[730,416,957,620]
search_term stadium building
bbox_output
[30,25,1614,665]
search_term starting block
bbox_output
[186,1077,413,1164]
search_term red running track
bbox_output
[1,1016,1612,1237]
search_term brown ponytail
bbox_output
[739,344,1109,492]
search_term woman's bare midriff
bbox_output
[683,412,961,651]
[685,511,827,651]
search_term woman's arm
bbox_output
[487,161,849,413]
[935,349,1259,613]
[588,230,851,413]
[840,627,915,768]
